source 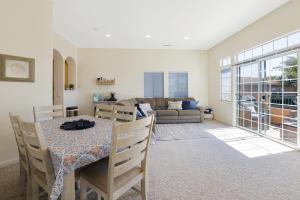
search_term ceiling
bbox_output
[53,0,289,49]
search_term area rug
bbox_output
[155,121,228,141]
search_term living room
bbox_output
[1,0,300,200]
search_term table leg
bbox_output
[61,172,75,200]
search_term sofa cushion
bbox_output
[135,98,156,109]
[139,103,153,117]
[168,101,182,110]
[178,110,201,116]
[156,116,201,124]
[155,98,168,110]
[172,97,195,102]
[156,110,178,116]
[156,115,200,119]
[182,100,199,110]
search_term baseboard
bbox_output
[0,157,19,168]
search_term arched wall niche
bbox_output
[65,56,76,90]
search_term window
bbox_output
[245,50,253,60]
[169,72,188,98]
[288,32,300,46]
[235,31,300,63]
[253,46,262,57]
[220,57,232,101]
[274,37,287,50]
[263,42,274,55]
[144,72,164,98]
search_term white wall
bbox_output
[0,0,53,166]
[54,33,78,62]
[208,0,300,125]
[77,49,208,115]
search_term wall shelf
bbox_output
[96,78,115,85]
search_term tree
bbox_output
[283,56,297,87]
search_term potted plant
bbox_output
[69,84,74,90]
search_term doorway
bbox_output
[53,49,64,105]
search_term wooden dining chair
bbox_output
[114,105,137,122]
[18,119,55,200]
[95,104,115,120]
[80,115,154,200]
[33,104,64,122]
[9,113,31,200]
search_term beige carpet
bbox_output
[2,121,300,200]
[155,120,228,141]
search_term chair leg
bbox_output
[26,174,32,200]
[141,178,147,200]
[19,165,26,183]
[31,179,39,200]
[17,166,26,196]
[80,179,87,200]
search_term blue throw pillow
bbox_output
[136,109,143,118]
[182,100,199,110]
[135,104,146,117]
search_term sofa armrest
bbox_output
[147,110,157,117]
[197,106,204,122]
[197,106,203,112]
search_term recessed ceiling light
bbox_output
[93,27,100,31]
[105,34,111,38]
[184,36,189,40]
[145,35,151,38]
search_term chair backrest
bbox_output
[107,115,154,198]
[114,105,137,122]
[33,105,64,122]
[18,119,54,192]
[95,104,115,119]
[9,112,29,172]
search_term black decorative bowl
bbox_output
[60,119,95,131]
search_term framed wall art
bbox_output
[0,54,35,82]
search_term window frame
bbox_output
[220,57,232,102]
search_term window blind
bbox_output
[169,72,188,98]
[144,72,164,98]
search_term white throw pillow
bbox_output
[139,103,152,116]
[168,101,182,110]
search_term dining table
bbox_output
[40,115,113,200]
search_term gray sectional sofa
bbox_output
[118,97,203,124]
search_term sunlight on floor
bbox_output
[206,127,294,158]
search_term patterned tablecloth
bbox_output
[40,115,113,200]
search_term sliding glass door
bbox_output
[237,62,259,132]
[236,51,299,146]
